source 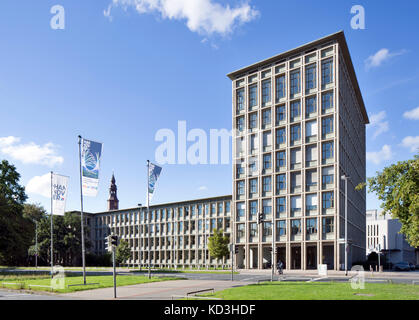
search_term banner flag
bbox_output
[52,173,69,216]
[81,138,103,197]
[147,162,162,206]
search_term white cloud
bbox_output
[366,145,393,165]
[403,106,419,120]
[198,185,208,191]
[400,136,419,153]
[0,136,64,167]
[368,111,389,139]
[105,0,260,36]
[365,48,407,69]
[26,173,52,198]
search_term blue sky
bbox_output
[0,0,418,213]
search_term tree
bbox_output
[357,154,419,247]
[115,240,131,266]
[208,229,230,261]
[0,160,32,266]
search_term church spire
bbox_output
[107,173,119,211]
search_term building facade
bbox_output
[366,210,418,265]
[91,194,232,268]
[227,31,368,270]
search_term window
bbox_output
[291,196,302,215]
[217,202,223,215]
[236,163,244,178]
[305,121,318,143]
[277,220,286,237]
[275,75,286,101]
[276,128,286,147]
[236,116,245,132]
[249,84,258,108]
[306,194,318,212]
[262,109,271,126]
[290,71,301,95]
[237,180,245,195]
[290,100,301,120]
[236,202,245,218]
[250,223,258,237]
[322,142,334,163]
[322,166,334,189]
[249,178,258,194]
[322,59,333,85]
[291,148,302,169]
[305,96,317,116]
[276,197,286,217]
[291,172,302,193]
[249,200,258,220]
[322,92,334,113]
[276,105,286,124]
[236,224,245,240]
[306,145,318,167]
[305,64,316,91]
[276,174,286,194]
[263,154,272,170]
[322,192,334,210]
[290,125,301,144]
[322,117,334,137]
[262,176,272,192]
[263,131,272,149]
[263,199,272,217]
[263,222,272,237]
[236,88,245,112]
[291,220,301,235]
[306,218,317,235]
[249,113,257,130]
[276,151,286,169]
[322,217,334,234]
[226,202,231,213]
[262,79,271,105]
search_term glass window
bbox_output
[262,176,272,192]
[249,84,258,107]
[262,79,271,105]
[236,202,245,218]
[276,128,286,147]
[276,151,286,168]
[290,71,301,95]
[263,154,272,170]
[306,218,318,234]
[322,117,334,136]
[276,174,286,193]
[305,64,316,90]
[276,105,286,125]
[322,192,334,209]
[225,202,231,213]
[236,116,245,132]
[249,178,258,194]
[237,180,245,195]
[322,142,334,162]
[249,112,257,129]
[236,224,245,240]
[277,220,286,237]
[322,92,334,113]
[290,100,301,120]
[263,222,272,236]
[306,96,317,116]
[263,199,272,217]
[322,217,334,234]
[275,75,286,101]
[262,109,271,126]
[249,200,258,220]
[322,59,333,85]
[291,125,301,143]
[276,197,286,217]
[250,223,258,237]
[291,220,301,235]
[236,88,245,112]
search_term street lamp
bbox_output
[341,175,350,276]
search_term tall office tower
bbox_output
[228,31,369,271]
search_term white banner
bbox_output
[52,173,69,216]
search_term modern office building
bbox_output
[366,210,418,265]
[90,175,232,268]
[227,31,368,270]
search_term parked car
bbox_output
[393,261,411,271]
[408,263,416,271]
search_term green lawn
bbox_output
[201,281,419,300]
[0,273,179,293]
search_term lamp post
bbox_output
[341,175,350,276]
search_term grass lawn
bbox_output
[129,268,239,275]
[201,281,419,300]
[0,273,179,294]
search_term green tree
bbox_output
[115,240,131,266]
[0,160,32,266]
[357,154,419,247]
[208,229,230,261]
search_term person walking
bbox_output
[277,260,284,275]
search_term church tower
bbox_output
[107,173,119,211]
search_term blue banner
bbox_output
[148,162,162,204]
[81,138,103,197]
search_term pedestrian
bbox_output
[277,260,284,275]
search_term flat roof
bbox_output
[227,31,369,124]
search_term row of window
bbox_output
[236,217,335,240]
[236,59,334,111]
[236,91,334,127]
[236,192,335,219]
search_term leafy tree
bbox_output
[0,160,32,265]
[115,240,131,265]
[208,229,230,261]
[357,154,419,247]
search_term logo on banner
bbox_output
[82,139,102,179]
[53,183,66,201]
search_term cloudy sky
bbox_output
[0,0,418,213]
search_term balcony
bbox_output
[306,182,317,192]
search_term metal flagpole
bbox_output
[50,171,53,278]
[35,220,38,268]
[78,135,86,284]
[147,160,151,279]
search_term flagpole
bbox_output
[147,160,151,279]
[50,171,53,278]
[78,135,86,285]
